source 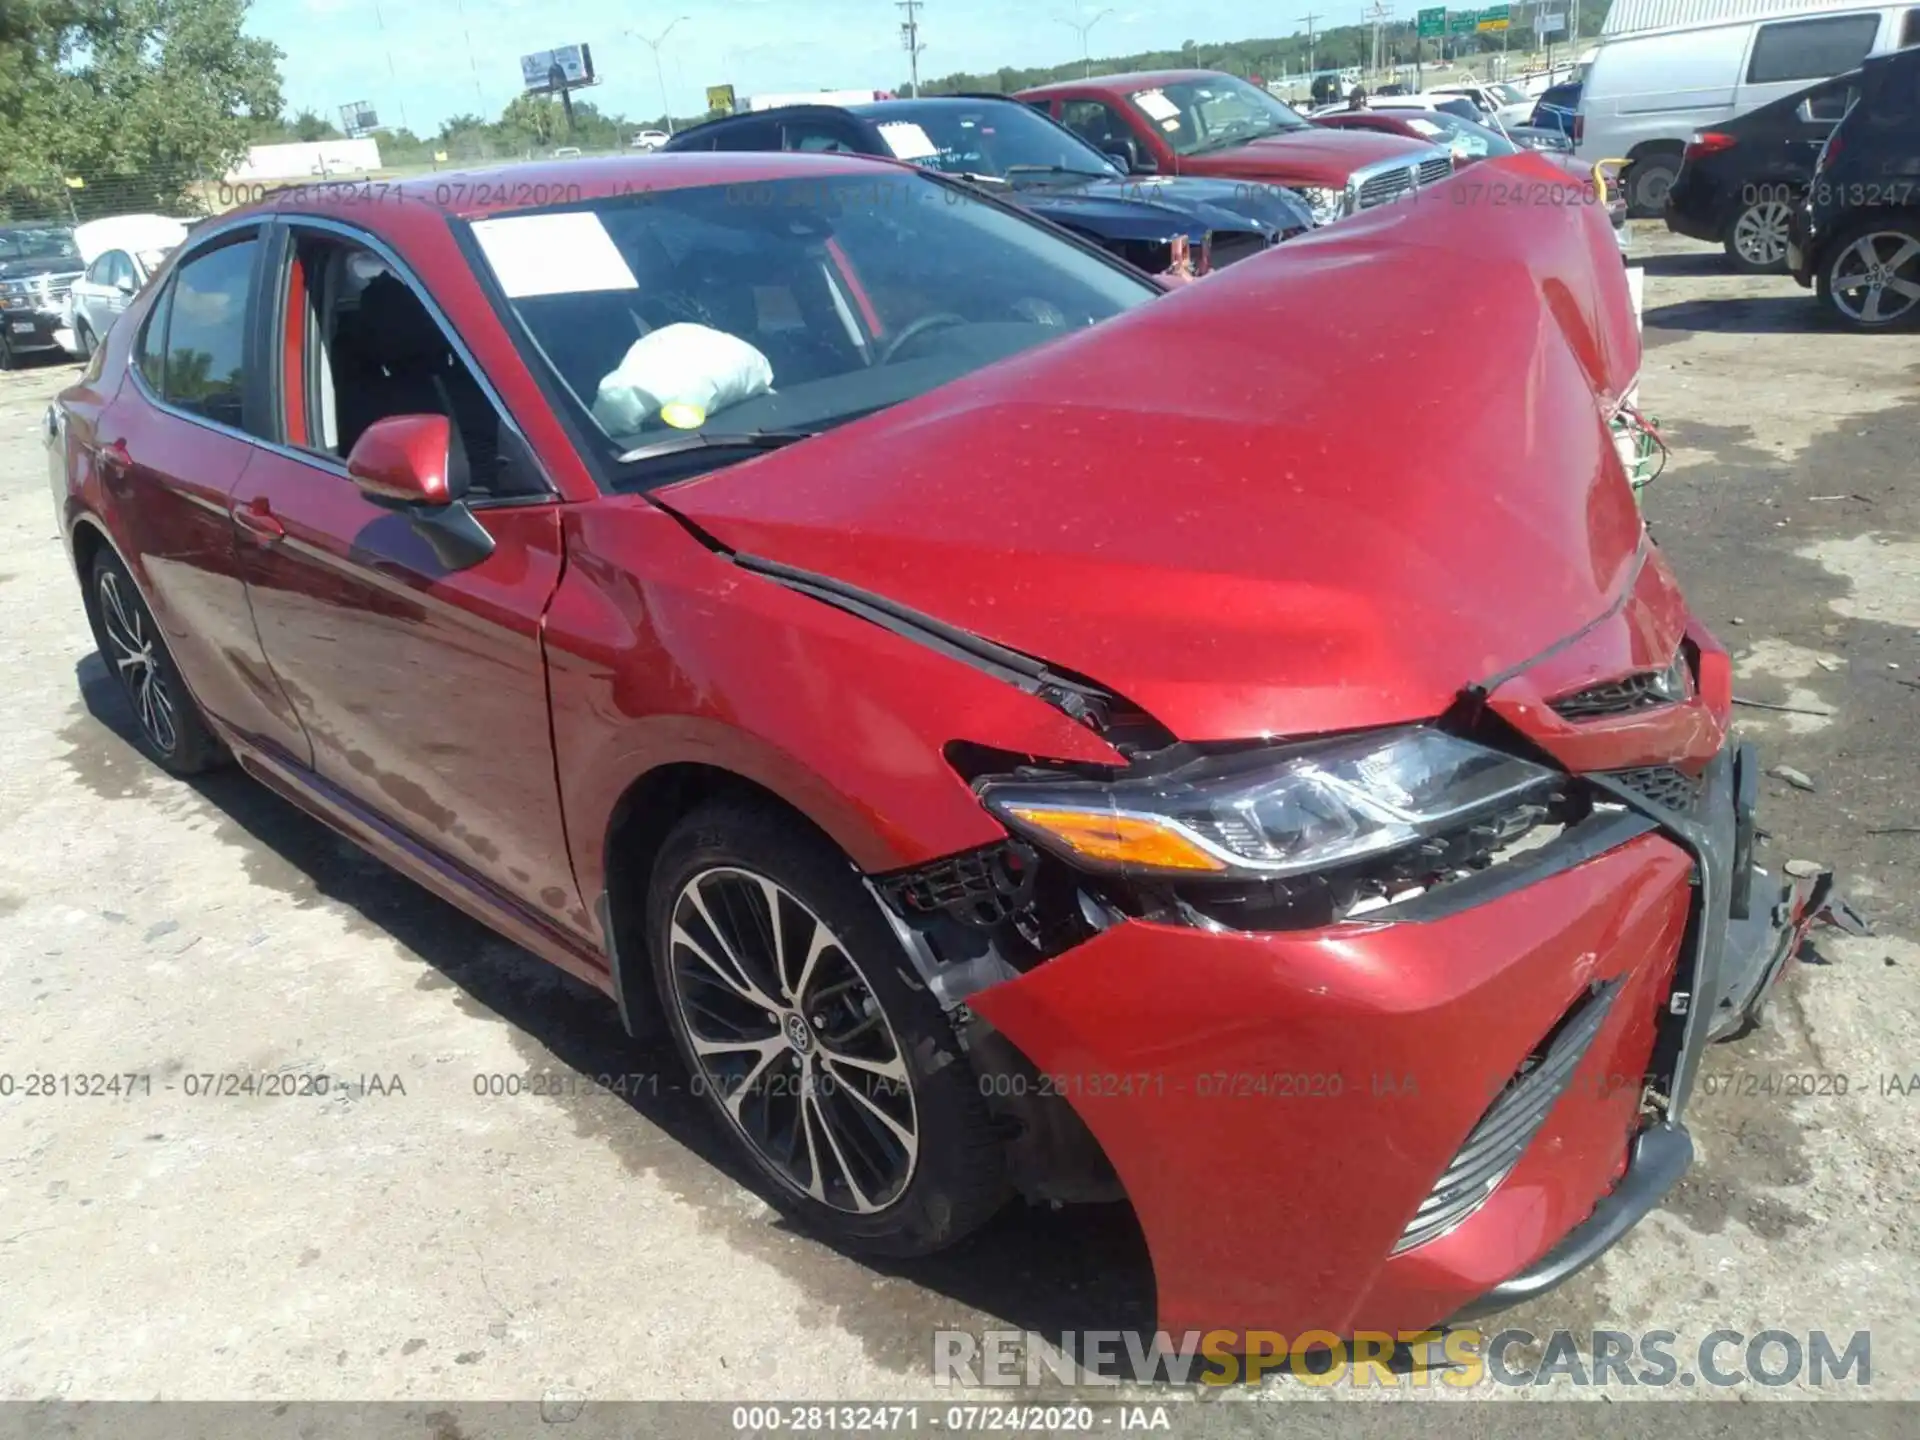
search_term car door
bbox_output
[73,253,112,338]
[227,217,589,938]
[100,225,314,762]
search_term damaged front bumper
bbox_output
[1455,741,1862,1319]
[960,738,1861,1338]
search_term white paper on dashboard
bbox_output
[877,121,940,160]
[1133,90,1180,121]
[470,212,639,298]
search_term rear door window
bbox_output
[1747,14,1881,84]
[148,236,259,432]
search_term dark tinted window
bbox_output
[1903,8,1920,46]
[782,118,861,152]
[1748,14,1881,84]
[1803,78,1860,121]
[709,120,782,151]
[160,238,256,429]
[1059,98,1133,149]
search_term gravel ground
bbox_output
[0,223,1916,1408]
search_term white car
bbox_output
[1427,81,1537,127]
[630,130,669,150]
[63,215,190,360]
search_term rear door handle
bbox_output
[232,496,285,543]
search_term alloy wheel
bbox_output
[97,569,178,756]
[1731,200,1792,269]
[665,866,919,1214]
[1829,231,1920,327]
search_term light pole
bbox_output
[1055,3,1114,78]
[629,18,691,134]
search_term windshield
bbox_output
[1395,110,1518,159]
[469,174,1157,489]
[0,226,79,263]
[1490,83,1529,105]
[1129,75,1310,156]
[859,102,1122,181]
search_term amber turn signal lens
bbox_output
[1002,806,1227,873]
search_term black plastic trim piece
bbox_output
[1367,808,1658,925]
[1450,1122,1694,1320]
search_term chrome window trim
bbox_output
[272,212,558,500]
[127,210,557,502]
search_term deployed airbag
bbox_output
[590,323,775,434]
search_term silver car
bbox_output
[66,245,172,360]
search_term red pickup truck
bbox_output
[1017,69,1450,227]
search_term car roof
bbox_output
[1018,68,1221,97]
[222,152,905,225]
[846,95,1022,116]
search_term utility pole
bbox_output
[629,18,692,134]
[1298,11,1319,93]
[1057,1,1114,79]
[899,0,926,98]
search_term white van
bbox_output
[1577,0,1920,211]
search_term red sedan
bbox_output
[1017,69,1447,226]
[50,150,1842,1341]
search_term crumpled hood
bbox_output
[663,154,1646,744]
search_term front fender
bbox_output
[547,499,1124,935]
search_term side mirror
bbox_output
[115,275,136,295]
[345,414,496,570]
[347,413,458,507]
[1100,140,1156,175]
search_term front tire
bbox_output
[1816,219,1920,331]
[86,550,225,775]
[646,798,1008,1256]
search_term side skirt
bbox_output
[213,720,616,998]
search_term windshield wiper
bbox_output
[944,170,1011,187]
[1188,123,1291,155]
[615,429,819,464]
[1003,164,1118,180]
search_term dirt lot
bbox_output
[1,224,1917,1408]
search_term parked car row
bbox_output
[0,213,192,369]
[1660,42,1919,329]
[49,105,1835,1347]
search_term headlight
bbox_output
[1294,185,1346,225]
[979,727,1558,880]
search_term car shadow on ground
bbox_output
[1644,293,1835,337]
[73,655,1159,1344]
[1633,251,1741,279]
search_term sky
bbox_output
[243,0,1379,135]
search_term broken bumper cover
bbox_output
[967,740,1858,1337]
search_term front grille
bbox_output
[1208,230,1269,270]
[1552,673,1678,722]
[1352,155,1452,213]
[1395,979,1620,1253]
[1604,765,1705,813]
[1356,164,1415,210]
[878,843,1035,927]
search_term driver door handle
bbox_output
[96,439,131,481]
[232,496,285,543]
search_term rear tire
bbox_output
[1626,153,1680,218]
[646,797,1008,1257]
[0,331,15,371]
[85,550,226,775]
[1816,217,1920,331]
[1723,196,1794,274]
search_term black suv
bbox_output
[1788,45,1920,330]
[1664,71,1859,273]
